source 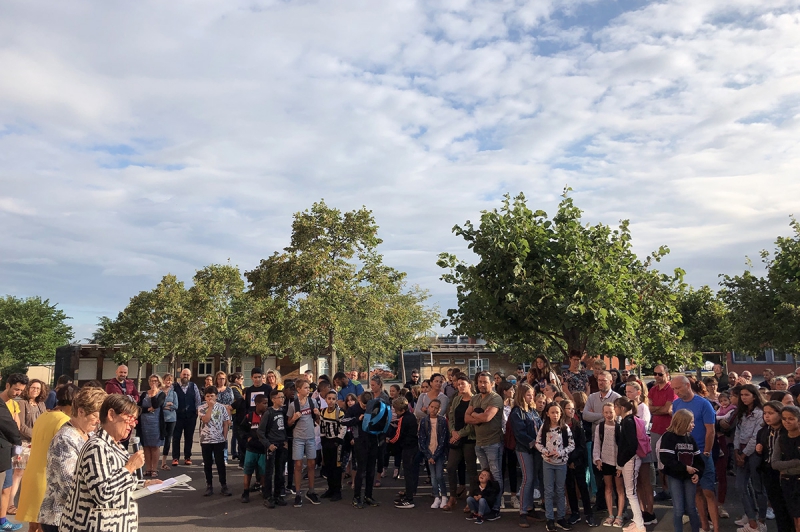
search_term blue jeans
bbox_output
[468,496,491,516]
[476,441,503,512]
[735,455,767,520]
[543,461,568,520]
[671,476,700,532]
[517,450,535,515]
[430,456,447,498]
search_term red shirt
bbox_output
[649,383,676,435]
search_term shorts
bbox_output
[2,468,12,489]
[698,454,716,491]
[601,463,617,476]
[781,477,800,517]
[243,451,266,476]
[292,438,316,461]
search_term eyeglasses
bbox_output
[654,372,665,377]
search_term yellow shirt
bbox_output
[6,399,19,418]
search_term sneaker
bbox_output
[241,491,250,503]
[623,523,644,532]
[569,514,582,525]
[264,497,275,509]
[330,493,342,502]
[501,497,506,509]
[220,485,232,496]
[486,511,502,521]
[466,513,477,521]
[203,485,213,496]
[586,516,600,527]
[653,491,671,502]
[395,499,415,509]
[534,489,541,499]
[735,516,750,526]
[759,522,768,532]
[364,497,380,507]
[547,519,557,532]
[252,482,262,492]
[557,518,573,530]
[719,508,730,518]
[432,497,442,509]
[512,495,520,509]
[171,459,179,466]
[767,508,775,520]
[475,516,485,524]
[643,512,658,525]
[353,497,364,509]
[294,495,303,507]
[286,487,296,495]
[519,515,530,528]
[320,490,332,499]
[0,523,22,531]
[184,459,192,465]
[306,492,321,505]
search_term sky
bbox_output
[1,0,799,343]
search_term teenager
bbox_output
[342,393,358,488]
[733,384,767,532]
[563,400,597,527]
[614,396,645,532]
[659,409,704,532]
[320,389,348,502]
[419,398,449,509]
[466,469,501,524]
[342,391,380,508]
[535,403,575,532]
[528,355,560,394]
[773,405,800,532]
[286,377,321,507]
[498,381,519,510]
[593,403,625,527]
[757,401,791,532]
[198,386,232,497]
[257,388,288,508]
[390,397,419,509]
[511,383,540,528]
[240,395,267,503]
[626,381,656,525]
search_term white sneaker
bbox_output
[511,495,520,509]
[534,489,541,499]
[719,508,730,518]
[431,497,441,509]
[759,522,767,532]
[500,496,506,509]
[735,516,750,526]
[767,508,775,520]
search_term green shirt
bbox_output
[469,391,504,446]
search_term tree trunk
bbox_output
[136,359,143,390]
[399,346,406,385]
[329,329,336,376]
[224,339,232,374]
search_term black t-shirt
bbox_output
[779,433,800,462]
[244,384,273,412]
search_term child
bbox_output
[772,405,800,532]
[342,393,358,488]
[389,396,419,509]
[240,394,268,503]
[198,386,232,497]
[466,469,501,524]
[658,409,704,532]
[593,403,625,527]
[535,402,575,532]
[614,397,644,532]
[342,391,380,508]
[283,381,297,495]
[387,385,403,478]
[716,392,735,419]
[418,398,449,509]
[258,388,288,508]
[286,377,321,507]
[320,389,348,502]
[563,400,596,527]
[756,401,790,532]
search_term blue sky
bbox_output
[1,0,799,342]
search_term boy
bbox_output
[198,386,232,496]
[388,396,419,509]
[342,391,380,508]
[286,377,321,507]
[240,394,268,503]
[258,388,289,508]
[320,389,349,502]
[283,381,297,495]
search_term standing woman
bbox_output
[160,373,178,471]
[511,383,539,528]
[614,396,645,532]
[137,374,165,478]
[214,371,235,463]
[9,380,48,515]
[733,384,767,532]
[704,377,721,407]
[37,386,103,532]
[16,384,76,532]
[626,381,656,525]
[443,374,477,512]
[529,356,560,394]
[265,370,283,391]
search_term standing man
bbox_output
[334,372,363,409]
[671,375,719,532]
[104,365,140,402]
[713,364,729,392]
[404,370,420,391]
[759,369,774,390]
[582,370,620,512]
[465,371,504,521]
[561,350,591,401]
[0,375,25,531]
[648,365,676,501]
[172,368,202,466]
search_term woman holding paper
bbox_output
[57,394,161,532]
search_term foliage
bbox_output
[438,190,689,370]
[0,296,73,374]
[677,285,729,354]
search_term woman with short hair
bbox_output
[58,395,161,532]
[137,374,165,478]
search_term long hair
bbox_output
[736,383,766,421]
[625,381,646,405]
[530,355,552,381]
[538,402,566,444]
[515,383,535,412]
[666,409,694,435]
[24,379,49,403]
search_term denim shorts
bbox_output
[2,468,12,489]
[292,438,316,461]
[699,454,716,491]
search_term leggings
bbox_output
[448,442,478,497]
[502,447,519,493]
[162,421,176,457]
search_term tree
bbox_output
[438,190,687,369]
[677,286,729,354]
[0,296,73,375]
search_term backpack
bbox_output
[504,415,516,451]
[362,398,392,435]
[634,416,652,458]
[293,396,320,426]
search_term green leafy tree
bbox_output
[0,296,73,374]
[677,285,729,354]
[438,190,687,369]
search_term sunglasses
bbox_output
[654,372,665,377]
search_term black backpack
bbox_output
[293,396,320,425]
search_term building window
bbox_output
[732,351,747,362]
[773,350,790,362]
[519,363,532,373]
[439,359,451,365]
[198,359,213,375]
[754,349,767,362]
[442,336,457,344]
[468,358,490,378]
[454,359,466,365]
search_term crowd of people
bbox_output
[3,357,800,532]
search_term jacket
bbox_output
[756,424,784,472]
[615,414,639,468]
[474,480,501,509]
[18,400,47,441]
[565,418,588,468]
[387,411,418,450]
[418,415,449,461]
[509,406,538,452]
[104,378,140,402]
[658,431,704,481]
[342,403,379,448]
[0,402,22,472]
[447,394,476,441]
[734,408,764,457]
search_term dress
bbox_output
[16,410,70,523]
[58,429,139,532]
[37,422,86,527]
[140,393,165,447]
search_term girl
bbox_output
[773,405,800,532]
[593,403,624,527]
[626,381,655,525]
[387,385,403,478]
[529,355,560,394]
[535,403,575,532]
[563,400,596,527]
[756,401,791,532]
[499,381,519,510]
[342,391,380,508]
[160,373,178,471]
[511,383,539,528]
[733,384,767,532]
[466,469,501,524]
[418,399,448,509]
[614,396,644,532]
[342,393,358,488]
[659,409,704,532]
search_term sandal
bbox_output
[374,480,381,487]
[7,505,16,515]
[456,486,466,498]
[160,464,171,471]
[603,517,615,527]
[151,470,159,478]
[613,517,624,528]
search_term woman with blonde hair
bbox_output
[265,369,283,391]
[510,383,539,527]
[626,381,655,525]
